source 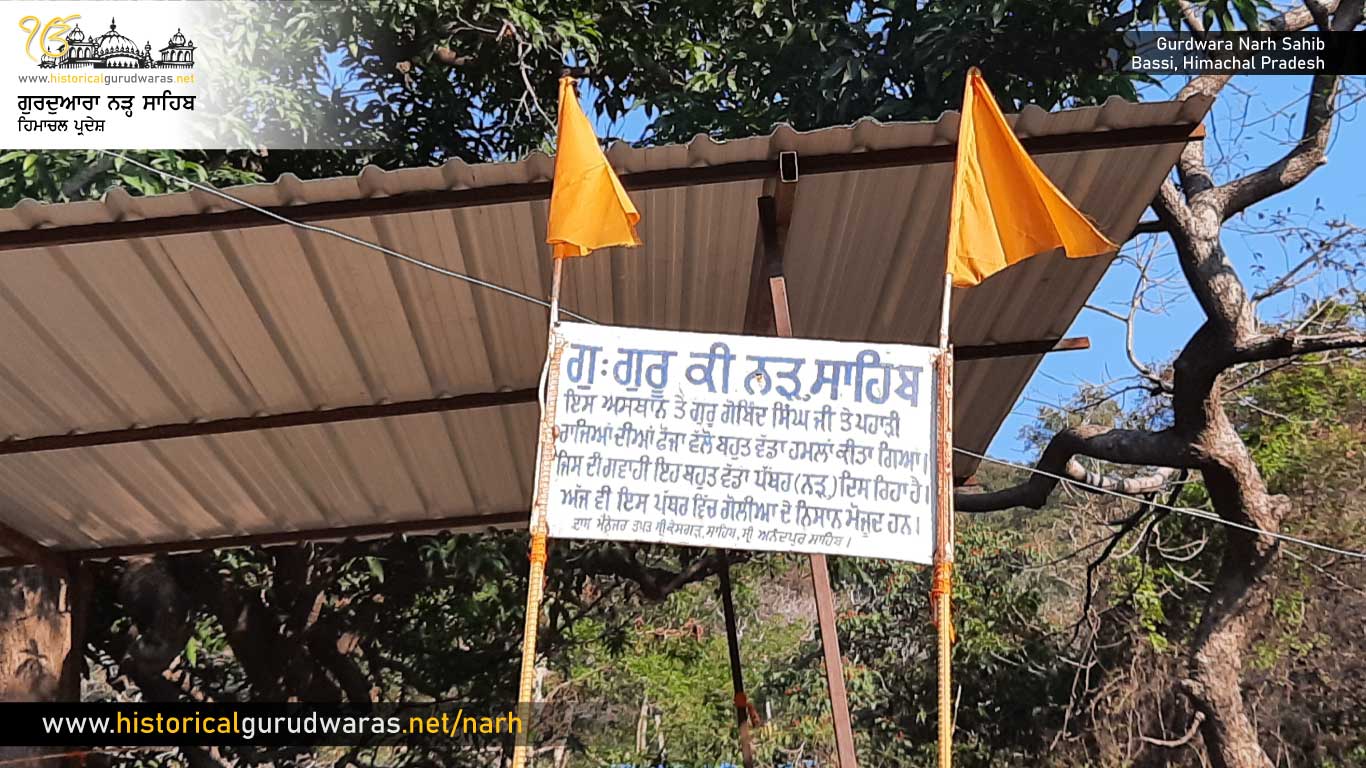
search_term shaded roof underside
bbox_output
[0,94,1211,559]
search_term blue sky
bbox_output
[992,74,1364,458]
[325,51,1361,461]
[583,74,1364,459]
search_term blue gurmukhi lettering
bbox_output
[612,347,676,394]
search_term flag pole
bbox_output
[933,271,955,768]
[512,256,565,768]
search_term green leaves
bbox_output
[6,0,1187,209]
[1156,0,1276,30]
[0,148,263,207]
[365,555,385,582]
[629,0,1144,146]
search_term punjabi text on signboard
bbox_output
[543,322,939,563]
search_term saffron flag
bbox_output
[546,77,641,259]
[947,68,1116,287]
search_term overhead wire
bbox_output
[71,156,1366,563]
[95,150,599,325]
[955,446,1366,561]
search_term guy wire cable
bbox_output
[956,446,1366,561]
[95,150,599,325]
[85,157,1366,561]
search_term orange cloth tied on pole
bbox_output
[946,68,1116,287]
[547,77,641,259]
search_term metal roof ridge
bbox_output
[0,93,1213,235]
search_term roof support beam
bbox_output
[0,122,1204,253]
[957,336,1090,360]
[0,519,68,577]
[743,181,797,335]
[744,180,860,768]
[0,387,538,457]
[0,511,528,569]
[0,338,1089,460]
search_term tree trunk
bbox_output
[0,566,86,765]
[1186,571,1274,768]
[1183,416,1284,768]
[0,568,76,701]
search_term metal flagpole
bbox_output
[933,271,956,768]
[512,257,565,768]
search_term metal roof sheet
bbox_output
[0,94,1212,559]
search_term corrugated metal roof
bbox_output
[0,94,1212,557]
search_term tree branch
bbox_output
[1265,0,1342,30]
[1151,179,1190,245]
[1141,711,1207,747]
[1306,0,1335,29]
[1238,330,1366,361]
[1173,76,1232,196]
[1178,1,1207,33]
[306,618,375,704]
[1129,219,1166,237]
[570,545,734,601]
[954,426,1191,512]
[1164,0,1340,208]
[1218,74,1340,220]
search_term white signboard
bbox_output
[543,322,939,563]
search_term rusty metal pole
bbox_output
[933,271,956,768]
[718,552,756,768]
[766,262,859,768]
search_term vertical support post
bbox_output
[58,559,90,702]
[933,272,956,768]
[718,552,755,768]
[761,194,857,767]
[512,258,565,768]
[807,551,858,768]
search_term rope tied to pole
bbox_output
[930,561,957,644]
[529,530,549,566]
[930,561,953,605]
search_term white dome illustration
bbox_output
[94,19,139,56]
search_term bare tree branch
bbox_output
[1219,74,1340,220]
[978,5,1363,764]
[1142,712,1207,747]
[1265,0,1342,29]
[954,426,1191,512]
[1070,463,1183,496]
[570,544,734,601]
[1154,195,1255,341]
[1152,178,1190,238]
[1238,330,1366,360]
[1305,0,1335,29]
[1130,219,1166,237]
[1218,2,1363,218]
[1173,76,1233,195]
[1086,247,1174,391]
[1178,0,1208,32]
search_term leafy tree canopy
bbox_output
[2,0,1173,207]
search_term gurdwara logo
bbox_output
[19,15,195,69]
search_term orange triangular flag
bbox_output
[946,69,1116,287]
[546,77,641,259]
